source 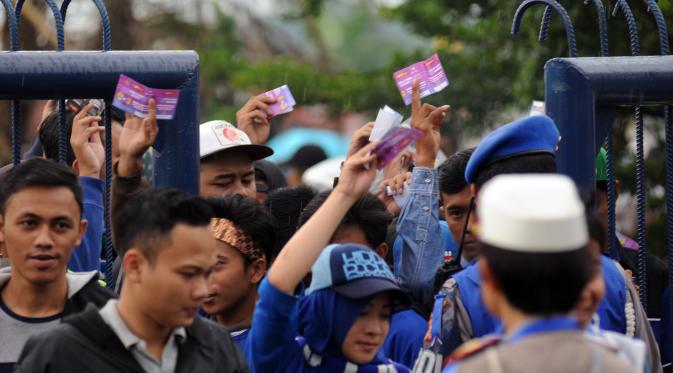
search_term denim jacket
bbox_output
[396,167,444,311]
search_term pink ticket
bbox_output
[263,85,296,118]
[112,74,180,120]
[393,54,449,106]
[373,127,422,169]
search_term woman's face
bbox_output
[341,293,393,364]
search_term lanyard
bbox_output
[509,317,582,343]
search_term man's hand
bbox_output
[411,81,449,168]
[70,103,104,178]
[236,95,276,145]
[346,122,374,159]
[375,172,412,216]
[117,99,158,177]
[335,141,378,201]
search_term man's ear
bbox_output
[71,160,80,176]
[75,219,88,247]
[375,242,389,261]
[248,258,268,284]
[470,183,479,198]
[0,215,5,243]
[123,249,146,284]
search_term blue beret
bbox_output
[465,115,560,183]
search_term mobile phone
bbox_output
[66,99,105,117]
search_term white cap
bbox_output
[302,157,345,192]
[477,174,588,253]
[199,120,273,160]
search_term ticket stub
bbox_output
[263,85,296,118]
[112,74,180,120]
[372,126,422,169]
[393,54,449,106]
[370,105,404,141]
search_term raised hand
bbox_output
[335,141,378,201]
[410,81,449,168]
[236,95,276,145]
[117,99,158,177]
[70,103,104,178]
[346,122,374,159]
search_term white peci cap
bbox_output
[199,120,273,160]
[477,174,588,253]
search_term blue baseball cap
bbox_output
[306,244,408,303]
[465,115,560,183]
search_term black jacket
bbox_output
[617,242,669,318]
[15,304,249,373]
[63,274,115,315]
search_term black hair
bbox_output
[39,110,77,166]
[439,148,475,195]
[297,191,393,248]
[480,242,593,315]
[207,195,276,263]
[474,153,556,189]
[39,108,124,167]
[115,188,212,261]
[586,213,607,251]
[263,185,316,260]
[0,158,83,214]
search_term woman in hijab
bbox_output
[247,142,410,372]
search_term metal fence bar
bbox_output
[512,0,577,57]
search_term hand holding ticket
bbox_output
[393,54,449,106]
[372,126,422,170]
[262,85,296,118]
[112,74,180,120]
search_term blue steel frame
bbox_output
[545,55,673,191]
[0,51,201,194]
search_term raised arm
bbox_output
[268,141,379,294]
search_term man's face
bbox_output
[136,224,216,328]
[202,241,260,316]
[441,186,478,261]
[200,152,256,199]
[0,187,86,285]
[596,189,608,235]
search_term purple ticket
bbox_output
[112,74,180,120]
[393,54,449,106]
[372,127,422,169]
[263,85,296,118]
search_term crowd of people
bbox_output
[0,80,668,373]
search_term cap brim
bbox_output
[332,278,410,306]
[201,144,274,161]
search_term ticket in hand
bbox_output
[112,74,180,120]
[370,105,404,142]
[372,126,422,169]
[393,54,449,106]
[263,85,296,118]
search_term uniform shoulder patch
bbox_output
[444,334,501,364]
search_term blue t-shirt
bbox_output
[383,309,426,368]
[248,279,408,372]
[67,177,104,272]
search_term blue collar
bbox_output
[509,317,582,343]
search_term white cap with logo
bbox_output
[199,120,273,160]
[477,174,588,253]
